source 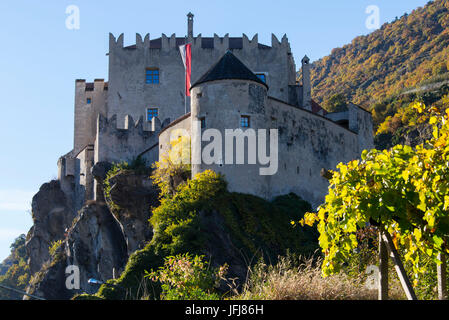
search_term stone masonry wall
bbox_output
[74,79,107,155]
[94,114,170,165]
[266,98,364,208]
[106,33,296,129]
[184,78,373,208]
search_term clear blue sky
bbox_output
[0,0,429,261]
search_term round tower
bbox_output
[190,51,271,197]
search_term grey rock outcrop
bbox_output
[91,161,113,202]
[26,202,128,299]
[25,249,72,300]
[66,202,128,294]
[105,171,159,254]
[24,168,159,299]
[25,180,75,275]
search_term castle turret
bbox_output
[301,55,311,110]
[73,79,107,154]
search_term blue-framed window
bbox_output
[240,116,250,128]
[147,108,158,122]
[145,68,160,84]
[86,98,92,104]
[256,73,266,83]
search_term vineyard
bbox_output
[300,103,449,299]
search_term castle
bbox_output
[57,13,373,210]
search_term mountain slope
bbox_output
[0,234,30,300]
[309,0,449,110]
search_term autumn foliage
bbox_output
[302,103,449,278]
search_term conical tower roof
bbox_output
[191,51,268,89]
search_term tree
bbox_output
[151,134,191,196]
[0,234,30,299]
[145,253,227,300]
[323,93,348,112]
[301,102,449,292]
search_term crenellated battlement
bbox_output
[95,113,170,165]
[135,33,150,49]
[242,33,258,50]
[75,79,108,92]
[213,33,229,51]
[108,32,292,54]
[98,114,171,134]
[109,33,124,50]
[192,33,202,47]
[271,33,290,51]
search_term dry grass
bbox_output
[231,256,404,300]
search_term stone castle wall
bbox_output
[94,113,170,165]
[74,79,108,155]
[58,112,170,211]
[106,33,297,129]
[159,78,375,208]
[265,98,363,208]
[64,28,373,213]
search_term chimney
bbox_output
[301,55,311,110]
[187,12,194,38]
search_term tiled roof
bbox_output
[311,99,327,115]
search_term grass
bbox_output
[230,255,405,300]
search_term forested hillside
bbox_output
[309,0,449,112]
[0,235,30,299]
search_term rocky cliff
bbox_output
[26,203,128,299]
[24,165,158,300]
[77,170,318,300]
[105,171,159,254]
[25,180,75,275]
[24,166,317,300]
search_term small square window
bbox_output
[147,108,158,122]
[86,98,92,104]
[146,69,160,84]
[200,117,206,129]
[256,73,267,83]
[240,116,250,128]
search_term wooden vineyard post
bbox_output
[378,228,389,300]
[437,252,447,300]
[381,230,418,300]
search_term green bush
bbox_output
[150,170,227,255]
[216,192,318,262]
[85,170,316,300]
[145,253,227,300]
[91,243,163,300]
[103,157,152,216]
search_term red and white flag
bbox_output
[179,43,192,96]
